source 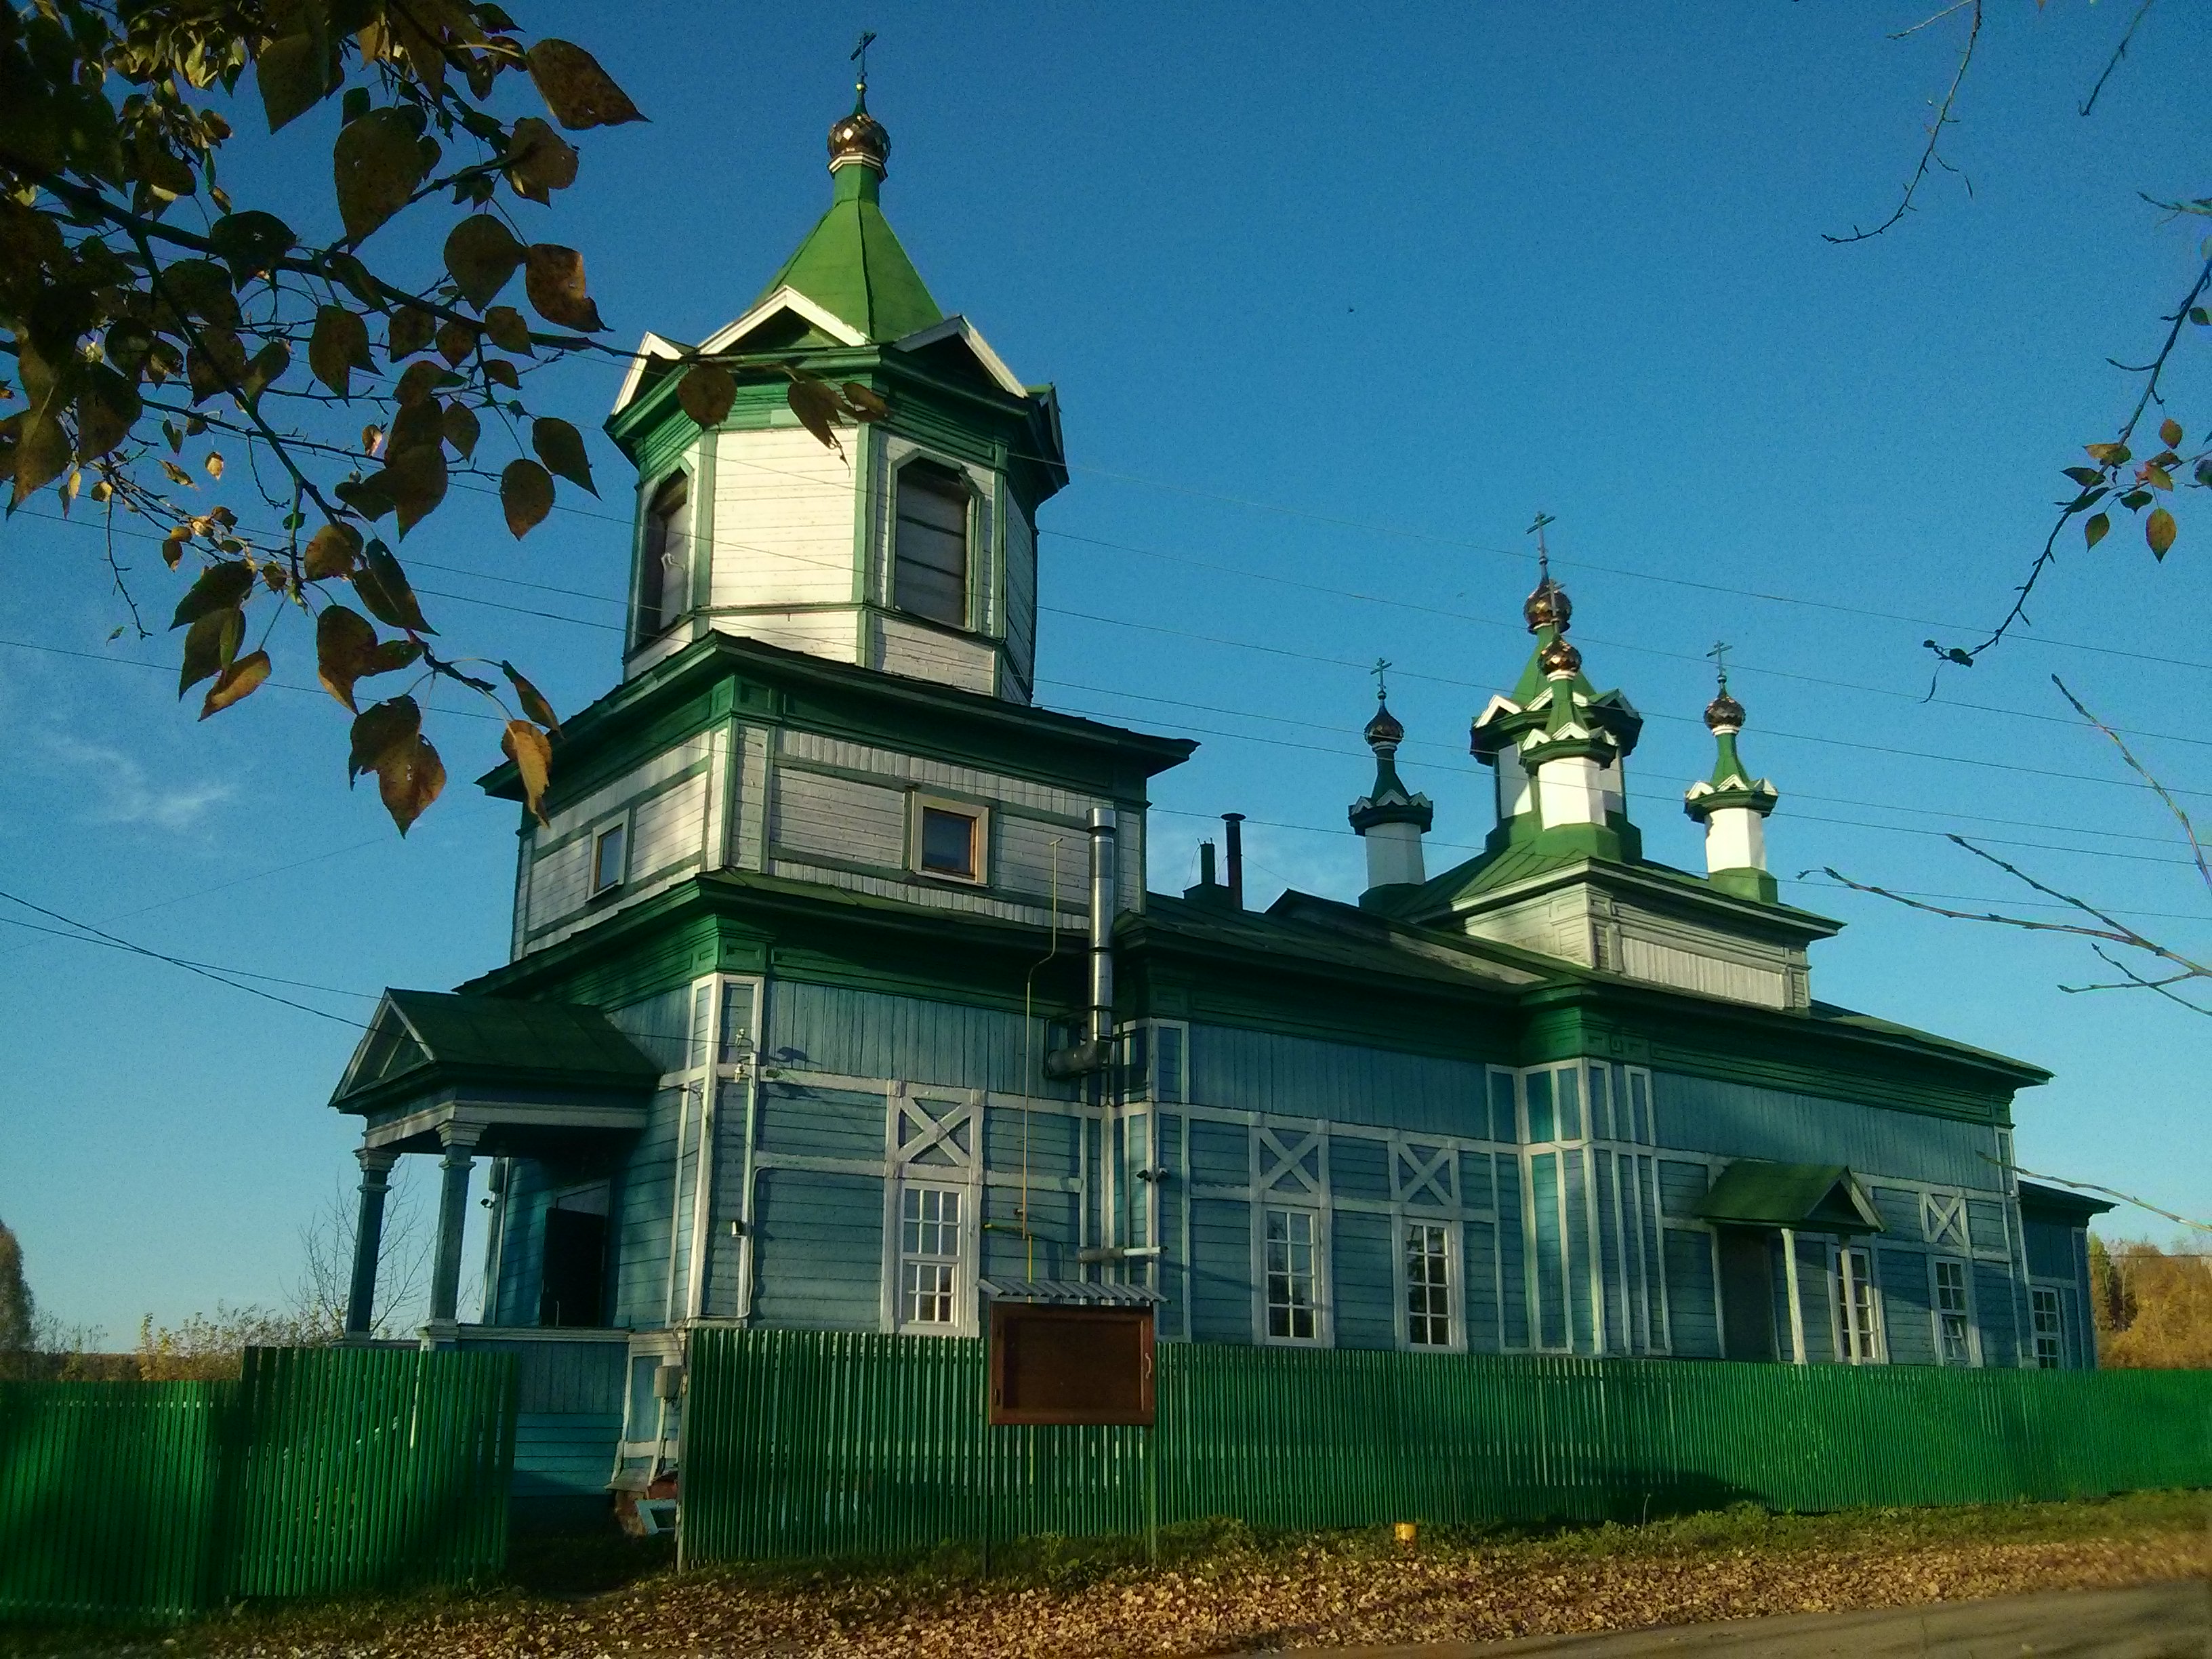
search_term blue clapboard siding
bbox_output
[1879,1248,1936,1364]
[1155,1113,1187,1335]
[1496,1154,1528,1349]
[612,1083,688,1328]
[764,981,1078,1099]
[1966,1202,2008,1253]
[1869,1185,1921,1237]
[749,1168,882,1328]
[756,1081,884,1162]
[1189,1198,1251,1343]
[1651,1073,2003,1190]
[2023,1218,2076,1280]
[1187,1024,1495,1134]
[457,1334,626,1502]
[1593,1153,1626,1352]
[1460,1151,1494,1212]
[1975,1262,2020,1366]
[984,1099,1080,1180]
[1564,1154,1594,1351]
[1330,1136,1391,1202]
[1657,1160,1709,1221]
[1463,1219,1500,1350]
[1530,1152,1566,1349]
[1188,1120,1248,1187]
[1663,1229,1721,1357]
[1332,1212,1396,1349]
[495,1161,549,1326]
[609,984,693,1071]
[983,1182,1078,1283]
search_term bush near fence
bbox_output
[0,1346,516,1622]
[682,1328,2212,1563]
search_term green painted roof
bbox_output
[330,990,661,1116]
[756,165,943,343]
[1695,1160,1883,1233]
[2017,1179,2116,1223]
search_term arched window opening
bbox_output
[893,460,970,628]
[637,472,692,640]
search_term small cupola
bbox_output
[1683,653,1780,903]
[1347,668,1433,905]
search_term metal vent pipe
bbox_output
[1086,806,1117,1045]
[1223,812,1245,909]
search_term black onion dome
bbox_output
[1364,699,1405,748]
[1704,689,1746,731]
[1524,575,1572,633]
[829,96,888,173]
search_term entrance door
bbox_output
[539,1208,607,1327]
[1716,1226,1776,1361]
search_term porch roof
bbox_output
[1695,1160,1885,1235]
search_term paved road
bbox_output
[1318,1580,2211,1658]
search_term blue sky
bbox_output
[2,3,2207,1337]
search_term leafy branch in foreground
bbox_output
[0,3,886,831]
[1814,677,2209,1018]
[1821,2,2207,675]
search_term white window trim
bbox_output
[884,448,987,634]
[909,793,990,886]
[1396,1215,1465,1353]
[1256,1202,1330,1347]
[881,1084,983,1337]
[628,461,701,652]
[1929,1254,1981,1367]
[590,815,632,897]
[1829,1242,1887,1365]
[2030,1285,2065,1369]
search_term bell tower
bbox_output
[605,79,1064,703]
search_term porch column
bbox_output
[1780,1226,1807,1365]
[428,1124,484,1325]
[345,1147,401,1337]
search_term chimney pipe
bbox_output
[1086,807,1117,1046]
[1223,813,1245,909]
[1197,841,1217,887]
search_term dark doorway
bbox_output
[539,1208,607,1327]
[1716,1226,1777,1362]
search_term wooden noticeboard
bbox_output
[988,1303,1155,1427]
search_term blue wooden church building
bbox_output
[326,87,2111,1523]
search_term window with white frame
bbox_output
[2031,1287,2064,1368]
[913,796,986,884]
[636,472,692,640]
[1404,1221,1454,1348]
[892,459,971,628]
[1837,1245,1883,1364]
[1263,1207,1322,1342]
[1932,1257,1973,1364]
[590,821,628,896]
[897,1185,964,1328]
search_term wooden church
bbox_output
[326,85,2111,1522]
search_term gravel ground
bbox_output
[9,1497,2207,1658]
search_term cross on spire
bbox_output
[1527,512,1556,578]
[850,30,876,101]
[1707,639,1732,693]
[1370,657,1391,701]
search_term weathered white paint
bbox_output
[872,615,998,694]
[708,428,859,612]
[1364,819,1427,890]
[1704,805,1767,875]
[769,768,909,869]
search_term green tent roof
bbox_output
[331,990,661,1116]
[756,165,943,343]
[1695,1160,1884,1235]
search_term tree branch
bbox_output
[2079,0,2158,117]
[2058,943,2212,1017]
[1826,0,1981,244]
[2053,676,2211,891]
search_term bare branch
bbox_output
[2059,944,2212,1017]
[2079,0,2158,117]
[1826,0,1982,245]
[1890,0,1975,41]
[1984,1155,2212,1233]
[2053,676,2211,891]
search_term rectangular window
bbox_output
[893,459,970,628]
[899,1185,964,1328]
[2032,1287,2063,1368]
[914,799,985,882]
[1404,1222,1453,1347]
[1933,1257,1972,1364]
[1526,1070,1556,1143]
[1263,1207,1320,1342]
[1487,1069,1518,1144]
[1838,1246,1882,1364]
[591,822,628,895]
[636,472,691,639]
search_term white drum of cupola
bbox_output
[635,471,693,642]
[892,459,972,628]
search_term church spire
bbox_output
[1349,662,1433,903]
[1683,645,1780,903]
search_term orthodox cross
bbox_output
[1707,639,1732,693]
[1370,657,1391,701]
[851,30,876,94]
[1527,512,1556,579]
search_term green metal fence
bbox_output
[682,1329,2212,1563]
[0,1346,515,1622]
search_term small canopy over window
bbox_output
[1695,1160,1884,1235]
[637,472,692,640]
[893,459,970,628]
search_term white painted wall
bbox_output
[1535,755,1607,827]
[1363,820,1427,890]
[1705,806,1767,874]
[708,428,859,611]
